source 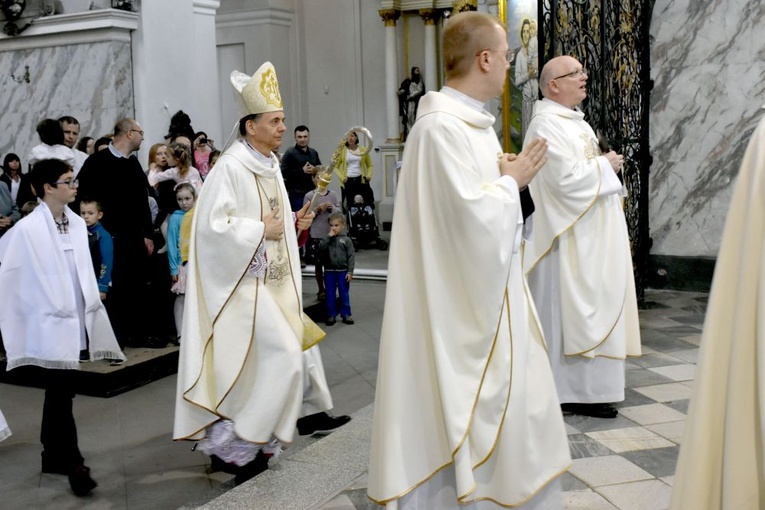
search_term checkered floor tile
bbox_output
[316,289,706,510]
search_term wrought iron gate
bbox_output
[539,0,654,302]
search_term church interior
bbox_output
[0,0,759,508]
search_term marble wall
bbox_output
[649,0,765,257]
[0,40,134,167]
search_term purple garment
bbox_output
[303,189,339,239]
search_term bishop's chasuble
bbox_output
[523,98,641,403]
[671,109,765,509]
[174,140,320,445]
[368,91,571,508]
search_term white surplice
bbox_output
[0,409,9,442]
[523,98,641,403]
[670,108,765,509]
[368,90,571,508]
[173,139,331,445]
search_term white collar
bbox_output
[440,86,487,113]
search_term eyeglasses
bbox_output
[475,48,513,62]
[51,178,79,189]
[551,68,587,81]
[130,129,144,136]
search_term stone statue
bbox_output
[397,67,425,142]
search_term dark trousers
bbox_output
[40,369,84,469]
[111,235,150,345]
[325,270,351,318]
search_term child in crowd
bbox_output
[80,198,117,364]
[20,200,38,217]
[319,212,355,326]
[167,182,196,342]
[80,199,113,302]
[0,159,124,497]
[303,173,340,301]
[153,143,203,194]
[208,150,221,171]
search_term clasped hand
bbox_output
[499,137,549,189]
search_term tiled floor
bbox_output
[317,290,708,510]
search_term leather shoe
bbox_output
[68,464,97,496]
[325,317,336,326]
[42,459,71,476]
[561,403,618,419]
[297,412,351,435]
[341,316,354,325]
[234,451,269,486]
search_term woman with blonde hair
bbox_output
[335,131,373,212]
[152,143,202,194]
[147,143,169,188]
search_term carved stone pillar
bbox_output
[419,9,438,93]
[379,8,401,142]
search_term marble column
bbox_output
[419,9,438,93]
[379,9,401,142]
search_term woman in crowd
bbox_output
[335,131,374,211]
[76,137,95,155]
[147,143,169,189]
[193,131,213,180]
[153,143,202,194]
[1,153,23,203]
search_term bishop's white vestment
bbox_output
[173,140,331,446]
[523,99,641,403]
[368,90,571,509]
[670,108,765,509]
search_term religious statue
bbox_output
[397,67,425,142]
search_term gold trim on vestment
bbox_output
[180,170,271,437]
[469,289,515,473]
[460,464,572,508]
[369,285,509,505]
[523,156,603,276]
[562,267,627,357]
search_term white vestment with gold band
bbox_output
[523,99,641,403]
[368,91,571,508]
[173,140,330,445]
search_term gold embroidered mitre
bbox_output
[230,62,283,119]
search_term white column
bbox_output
[420,9,438,92]
[191,1,222,145]
[379,9,401,142]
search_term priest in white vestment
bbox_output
[174,62,346,485]
[523,56,641,419]
[368,13,571,509]
[670,107,765,509]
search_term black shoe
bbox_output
[325,317,336,326]
[210,454,239,474]
[296,412,352,435]
[317,292,326,302]
[561,403,618,419]
[79,349,90,362]
[234,452,269,486]
[68,464,97,496]
[341,316,354,325]
[144,336,169,349]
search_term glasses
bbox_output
[51,179,79,189]
[551,68,587,81]
[475,48,513,62]
[130,129,144,136]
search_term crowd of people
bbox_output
[0,11,653,508]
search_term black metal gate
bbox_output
[539,0,654,302]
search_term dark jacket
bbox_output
[319,234,355,273]
[280,145,322,197]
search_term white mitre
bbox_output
[230,62,283,118]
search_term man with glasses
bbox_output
[523,55,642,420]
[369,12,570,509]
[76,118,162,349]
